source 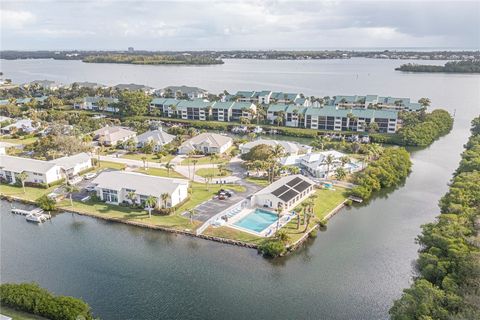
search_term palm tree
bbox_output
[323,154,335,178]
[275,206,283,234]
[64,184,78,207]
[144,196,157,219]
[16,171,28,194]
[217,164,227,177]
[269,144,285,182]
[335,167,347,180]
[141,156,147,170]
[275,111,285,126]
[340,156,350,167]
[126,191,137,206]
[209,153,219,178]
[163,161,175,177]
[188,208,196,224]
[160,193,169,209]
[418,97,431,109]
[192,159,198,180]
[294,206,302,229]
[276,230,290,243]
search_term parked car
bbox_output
[84,172,97,180]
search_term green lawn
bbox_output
[196,168,231,178]
[134,167,186,179]
[203,226,263,245]
[121,153,175,163]
[311,187,348,220]
[98,161,126,170]
[0,184,56,201]
[181,156,228,165]
[0,136,38,145]
[0,306,48,320]
[245,177,270,187]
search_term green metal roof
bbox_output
[231,102,254,110]
[267,104,289,112]
[305,106,398,120]
[212,101,234,110]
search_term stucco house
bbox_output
[250,175,316,212]
[0,155,63,185]
[91,171,189,208]
[92,126,137,146]
[135,129,175,151]
[178,132,233,155]
[49,152,93,179]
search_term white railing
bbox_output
[196,199,249,236]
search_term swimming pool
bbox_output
[234,208,278,233]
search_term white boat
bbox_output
[252,126,263,134]
[26,211,50,223]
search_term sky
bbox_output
[1,0,479,51]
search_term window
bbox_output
[102,189,118,203]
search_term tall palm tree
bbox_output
[160,193,169,209]
[335,167,347,180]
[275,111,286,126]
[163,161,175,177]
[64,184,78,207]
[209,153,219,177]
[275,206,283,234]
[141,156,147,170]
[144,196,157,219]
[188,208,196,224]
[126,191,137,206]
[192,159,198,180]
[340,156,350,167]
[269,145,285,182]
[217,164,227,176]
[16,171,28,194]
[323,154,335,178]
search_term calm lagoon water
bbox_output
[1,58,479,320]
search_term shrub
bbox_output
[0,282,94,320]
[309,229,318,238]
[36,195,57,211]
[258,239,285,258]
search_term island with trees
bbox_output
[395,60,480,73]
[82,54,224,65]
[389,116,480,319]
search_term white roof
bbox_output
[0,155,57,174]
[49,153,91,170]
[93,126,136,143]
[180,132,232,149]
[92,171,188,197]
[240,139,301,155]
[253,174,316,202]
[136,130,174,145]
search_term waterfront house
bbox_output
[304,105,399,133]
[279,150,361,179]
[235,91,256,102]
[49,152,93,179]
[114,83,155,94]
[0,155,63,185]
[176,100,213,121]
[266,104,289,124]
[135,129,175,151]
[92,126,137,146]
[72,82,106,89]
[252,91,273,104]
[149,98,180,117]
[250,175,315,212]
[178,132,233,155]
[0,118,39,134]
[91,171,189,208]
[74,96,118,112]
[159,86,208,99]
[239,139,312,156]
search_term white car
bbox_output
[84,172,97,180]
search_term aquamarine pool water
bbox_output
[234,209,278,233]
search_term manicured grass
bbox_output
[196,168,231,178]
[0,184,56,201]
[121,152,175,163]
[245,177,270,187]
[0,136,38,145]
[203,226,263,245]
[181,156,228,165]
[175,182,246,214]
[59,199,199,231]
[134,167,186,179]
[98,161,126,170]
[311,187,348,220]
[0,306,48,320]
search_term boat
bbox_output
[26,211,51,223]
[252,126,263,134]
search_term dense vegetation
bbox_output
[390,116,480,319]
[83,54,223,65]
[396,60,480,73]
[397,110,454,147]
[349,148,412,200]
[0,282,94,320]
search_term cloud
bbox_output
[0,0,478,50]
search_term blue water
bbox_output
[234,209,278,233]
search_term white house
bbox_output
[279,150,362,179]
[27,80,62,90]
[250,175,316,212]
[178,132,233,155]
[91,171,189,208]
[114,83,155,94]
[0,155,63,185]
[49,152,92,179]
[1,119,38,134]
[74,96,118,112]
[135,129,175,151]
[159,86,208,99]
[92,126,137,146]
[239,139,312,156]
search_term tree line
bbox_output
[396,60,480,73]
[389,116,480,319]
[83,54,224,65]
[0,282,95,320]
